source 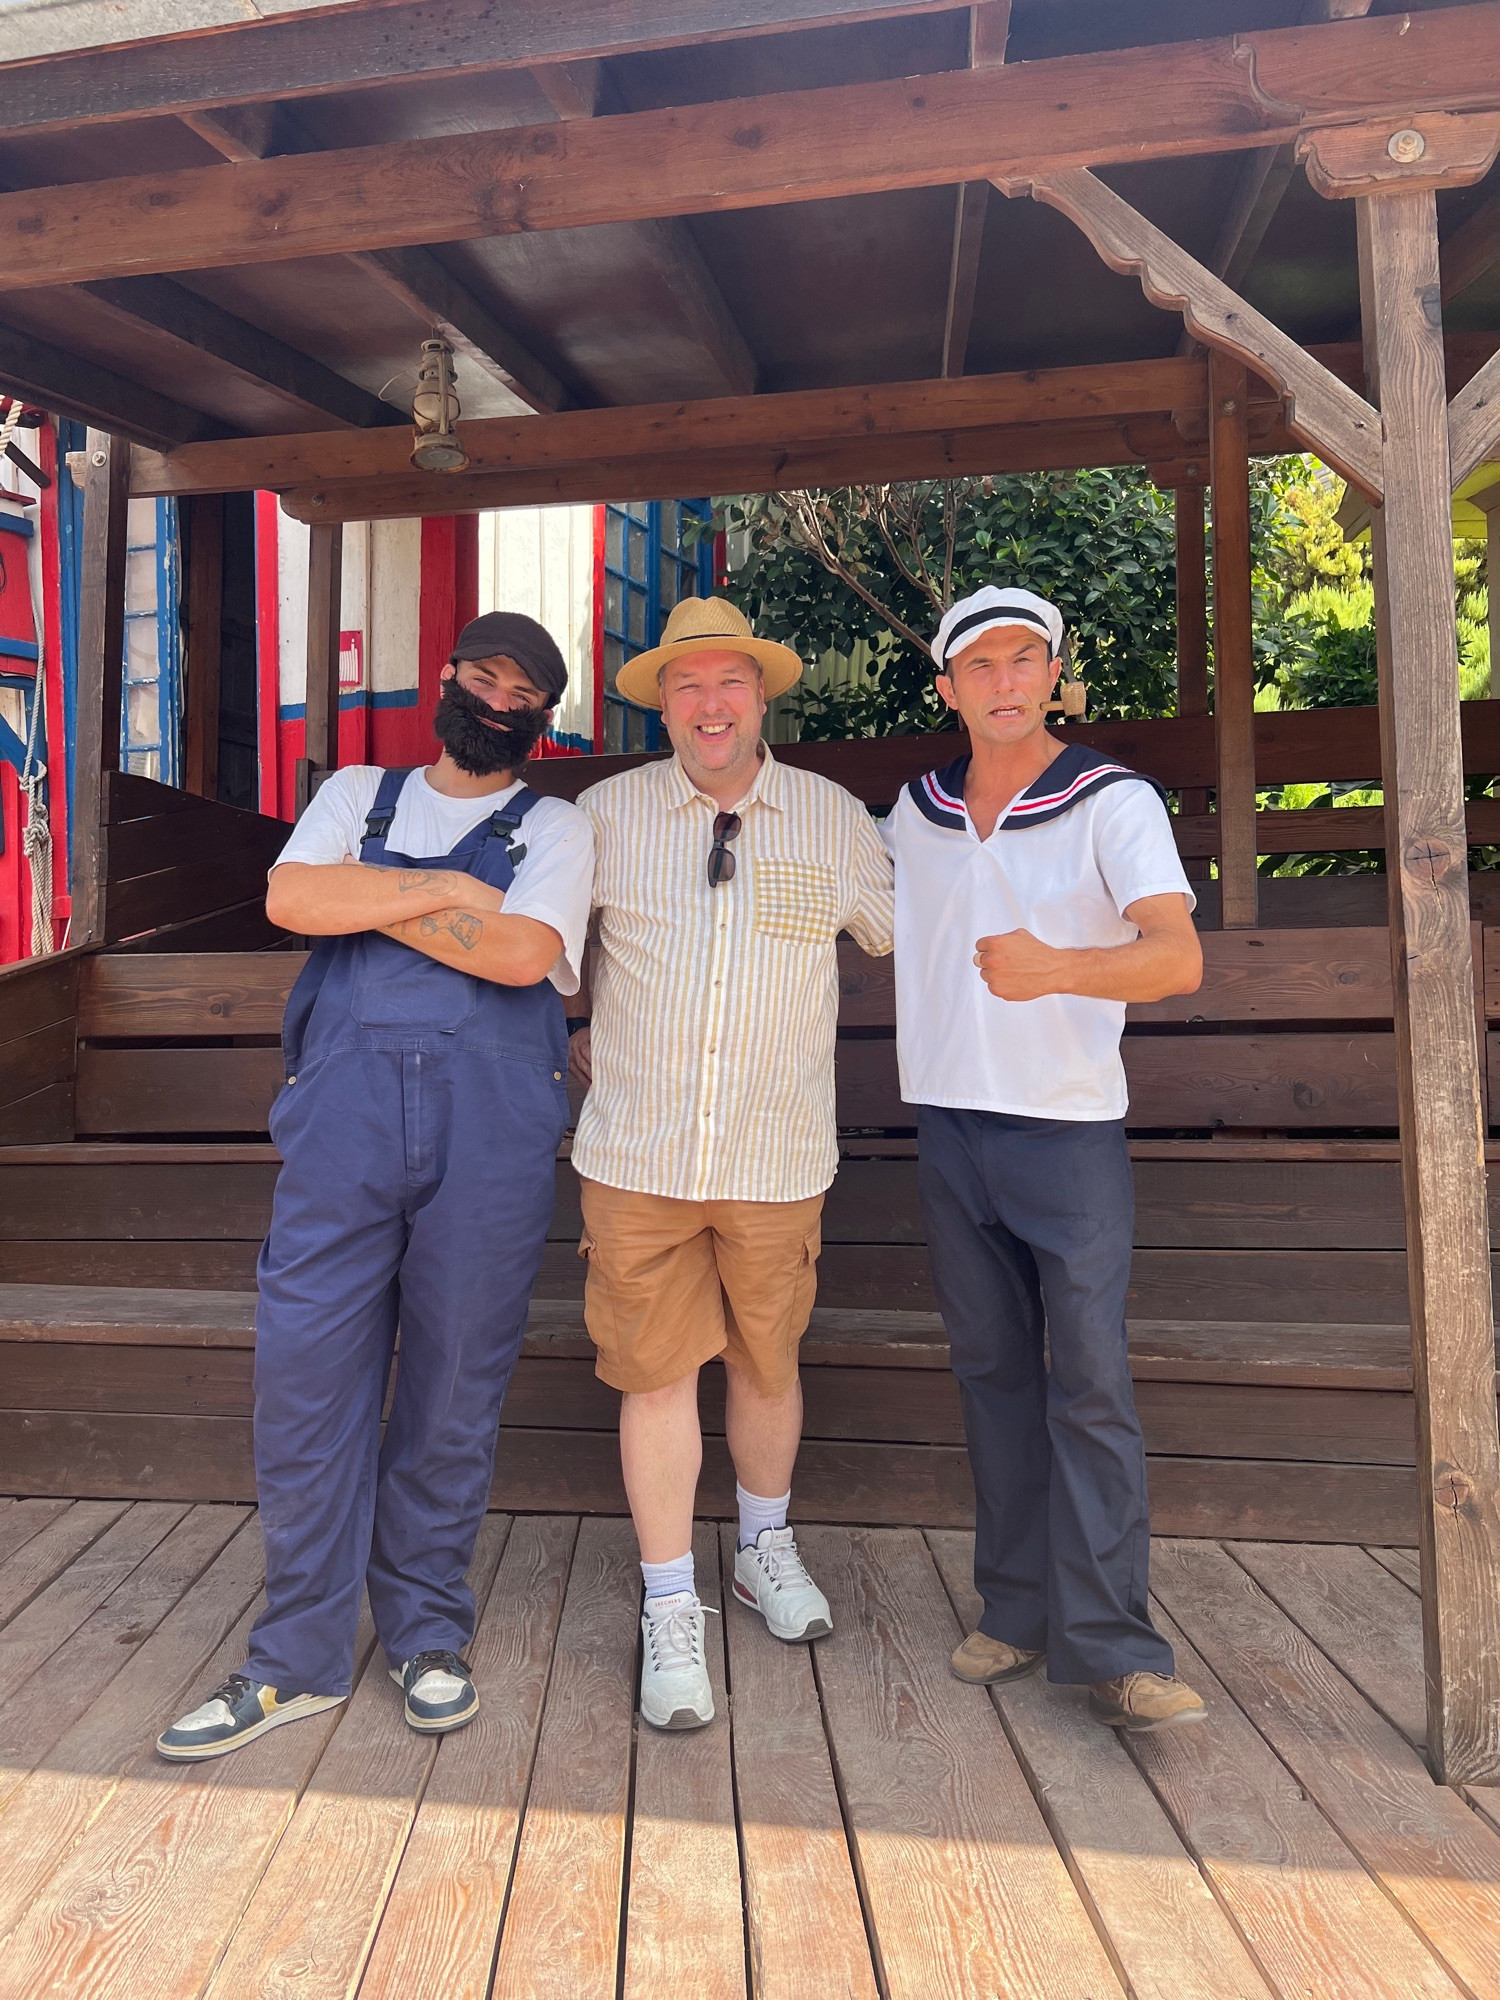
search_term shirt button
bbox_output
[553,1070,562,1080]
[286,1075,296,1085]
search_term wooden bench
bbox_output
[3,929,1499,1541]
[0,1282,1458,1546]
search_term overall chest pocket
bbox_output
[351,932,479,1031]
[753,859,841,947]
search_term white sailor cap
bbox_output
[931,586,1065,671]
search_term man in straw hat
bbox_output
[882,584,1207,1732]
[569,595,893,1732]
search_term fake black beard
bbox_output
[433,678,552,775]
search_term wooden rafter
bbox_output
[940,1,1009,379]
[0,8,1493,295]
[1449,347,1500,491]
[1191,0,1375,313]
[526,56,756,399]
[0,322,214,449]
[183,107,570,418]
[999,166,1385,497]
[1441,191,1500,305]
[79,276,404,431]
[0,0,967,139]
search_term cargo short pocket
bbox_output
[753,859,840,948]
[577,1228,619,1366]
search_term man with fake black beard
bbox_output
[158,613,594,1762]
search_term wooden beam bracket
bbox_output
[1298,113,1500,201]
[995,166,1386,498]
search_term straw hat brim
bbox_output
[615,633,804,709]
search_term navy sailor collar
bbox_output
[907,739,1162,833]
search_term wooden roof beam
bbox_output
[269,406,1299,524]
[0,7,1493,294]
[528,56,756,399]
[185,102,573,416]
[1178,0,1374,353]
[79,275,406,431]
[129,354,1219,496]
[0,322,215,448]
[0,0,966,140]
[1440,191,1500,305]
[998,166,1385,497]
[940,2,1009,380]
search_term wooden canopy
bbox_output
[5,0,1500,1790]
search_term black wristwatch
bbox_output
[565,1017,591,1035]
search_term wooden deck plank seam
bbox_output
[709,1532,774,2000]
[611,1612,646,2000]
[804,1600,897,2000]
[1148,1550,1496,2000]
[201,1522,516,2000]
[0,1499,136,1635]
[1216,1539,1429,1767]
[922,1526,1219,2000]
[477,1519,585,2000]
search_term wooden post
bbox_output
[1209,352,1257,927]
[296,520,342,818]
[72,431,129,944]
[1359,187,1500,1785]
[1175,480,1211,883]
[182,492,224,800]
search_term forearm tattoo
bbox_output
[418,909,483,950]
[396,869,443,893]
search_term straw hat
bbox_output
[615,596,804,709]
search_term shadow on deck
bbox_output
[0,1500,1494,1999]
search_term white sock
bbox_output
[641,1552,695,1607]
[737,1484,791,1551]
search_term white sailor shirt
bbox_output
[881,741,1195,1122]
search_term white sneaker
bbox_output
[639,1590,717,1731]
[732,1527,833,1642]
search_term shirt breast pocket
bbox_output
[753,859,841,948]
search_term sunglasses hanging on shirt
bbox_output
[708,812,742,887]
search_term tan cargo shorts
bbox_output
[577,1177,824,1395]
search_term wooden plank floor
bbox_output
[0,1506,1495,1999]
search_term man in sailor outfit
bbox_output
[883,584,1208,1732]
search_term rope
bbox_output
[0,397,22,463]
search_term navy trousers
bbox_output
[917,1105,1173,1684]
[247,1041,562,1694]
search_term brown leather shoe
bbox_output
[950,1631,1045,1685]
[1088,1671,1206,1731]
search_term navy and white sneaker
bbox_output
[389,1649,479,1733]
[156,1673,344,1762]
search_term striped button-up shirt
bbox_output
[572,748,895,1202]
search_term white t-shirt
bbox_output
[882,756,1195,1121]
[274,765,595,996]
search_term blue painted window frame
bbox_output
[601,499,713,753]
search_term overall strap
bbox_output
[482,783,542,869]
[359,768,413,856]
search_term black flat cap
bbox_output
[450,612,567,704]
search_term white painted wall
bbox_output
[477,504,595,748]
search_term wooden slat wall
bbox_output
[0,952,83,1145]
[101,771,291,948]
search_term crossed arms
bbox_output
[266,861,562,987]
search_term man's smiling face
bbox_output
[937,624,1060,748]
[658,648,766,784]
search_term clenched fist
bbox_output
[974,928,1066,1001]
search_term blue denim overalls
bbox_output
[247,767,569,1694]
